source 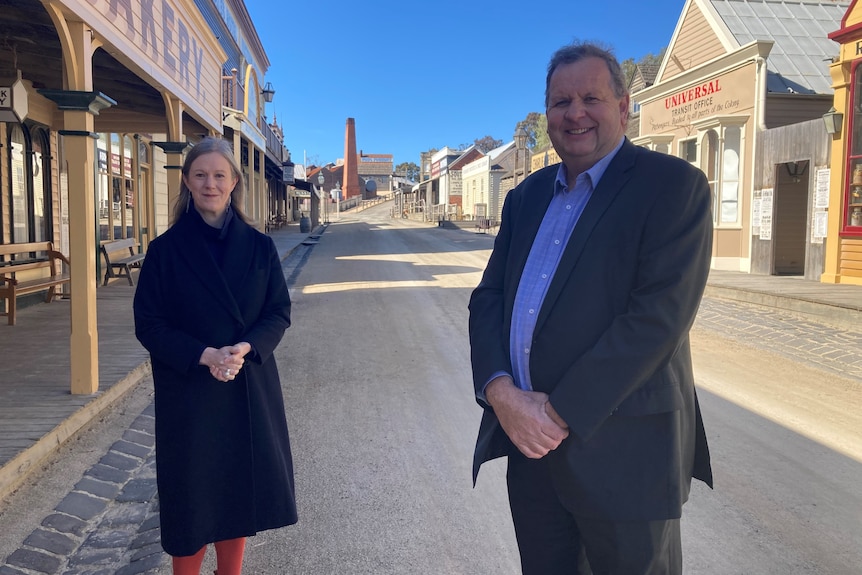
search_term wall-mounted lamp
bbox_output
[784,161,807,183]
[823,106,843,135]
[261,81,275,103]
[0,71,28,123]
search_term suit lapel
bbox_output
[535,141,638,332]
[507,168,557,298]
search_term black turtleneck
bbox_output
[188,204,234,268]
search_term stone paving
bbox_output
[696,297,862,383]
[0,404,164,575]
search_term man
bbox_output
[468,42,713,574]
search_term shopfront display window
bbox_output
[693,117,747,228]
[6,123,51,244]
[98,133,138,241]
[9,126,28,243]
[847,61,862,232]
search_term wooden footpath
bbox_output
[0,223,313,501]
[0,272,150,500]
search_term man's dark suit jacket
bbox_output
[469,139,713,522]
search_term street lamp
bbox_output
[318,172,328,224]
[333,181,342,221]
[261,81,275,103]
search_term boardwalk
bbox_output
[0,276,149,500]
[0,223,312,500]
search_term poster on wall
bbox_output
[752,190,762,236]
[812,211,828,244]
[759,189,773,240]
[815,168,830,209]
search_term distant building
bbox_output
[357,152,394,198]
[633,0,847,277]
[626,64,660,141]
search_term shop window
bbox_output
[694,118,748,227]
[97,132,138,241]
[702,130,719,222]
[9,125,28,243]
[6,124,51,243]
[31,129,50,242]
[720,126,741,225]
[846,62,862,231]
[680,138,697,165]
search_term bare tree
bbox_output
[474,135,503,153]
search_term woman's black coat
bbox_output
[133,210,297,556]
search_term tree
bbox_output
[534,114,550,151]
[473,135,503,153]
[395,161,419,182]
[514,111,544,150]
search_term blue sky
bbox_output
[245,0,687,169]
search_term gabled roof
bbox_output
[629,63,661,92]
[487,141,515,161]
[638,64,661,86]
[659,0,850,94]
[449,145,485,170]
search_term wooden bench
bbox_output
[100,238,145,286]
[0,241,70,326]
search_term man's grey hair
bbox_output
[545,41,628,107]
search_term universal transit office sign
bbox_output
[641,65,755,134]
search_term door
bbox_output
[771,160,808,275]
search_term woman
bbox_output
[134,138,297,575]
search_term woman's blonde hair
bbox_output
[171,137,250,225]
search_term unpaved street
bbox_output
[248,202,862,574]
[2,200,860,574]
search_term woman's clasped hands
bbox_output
[199,342,252,382]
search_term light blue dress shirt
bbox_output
[509,138,625,392]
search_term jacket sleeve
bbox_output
[240,237,291,365]
[468,190,518,405]
[133,240,208,374]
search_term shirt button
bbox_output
[554,239,561,245]
[525,348,530,354]
[542,274,548,279]
[566,204,572,210]
[529,309,535,314]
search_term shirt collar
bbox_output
[554,136,626,193]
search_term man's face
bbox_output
[545,57,629,176]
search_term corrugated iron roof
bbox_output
[710,0,848,94]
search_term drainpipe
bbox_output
[748,54,768,273]
[755,56,768,131]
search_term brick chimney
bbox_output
[343,118,361,200]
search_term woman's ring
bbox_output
[226,369,231,376]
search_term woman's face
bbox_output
[183,152,238,224]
